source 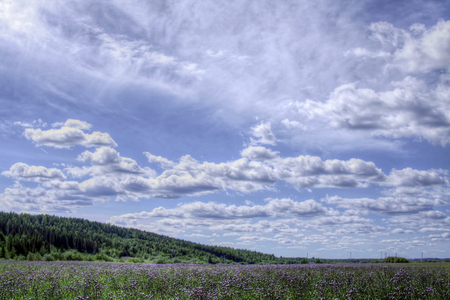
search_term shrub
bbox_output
[50,251,64,261]
[384,256,409,263]
[63,250,84,261]
[95,253,114,262]
[26,252,42,261]
[84,255,94,261]
[155,258,167,264]
[42,254,55,261]
[300,258,308,264]
[129,257,144,263]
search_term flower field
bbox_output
[0,261,449,299]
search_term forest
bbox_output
[0,212,303,264]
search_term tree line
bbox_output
[0,212,305,264]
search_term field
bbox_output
[0,261,449,299]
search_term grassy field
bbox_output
[0,260,449,299]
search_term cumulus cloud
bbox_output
[144,152,176,168]
[0,182,95,213]
[110,198,335,222]
[23,119,117,148]
[4,118,450,247]
[295,76,450,146]
[388,211,450,229]
[74,147,155,176]
[282,119,303,130]
[63,119,92,130]
[14,119,47,128]
[250,122,277,146]
[240,146,279,160]
[368,20,450,73]
[270,155,386,188]
[324,195,442,215]
[418,227,450,233]
[146,150,388,195]
[2,163,66,182]
[384,168,448,187]
[241,145,388,189]
[391,228,414,234]
[2,139,401,208]
[287,20,450,148]
[208,220,301,235]
[67,151,276,200]
[381,185,450,205]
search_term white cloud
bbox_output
[381,185,450,205]
[240,146,279,160]
[250,122,277,146]
[0,182,95,213]
[384,168,448,187]
[391,228,414,234]
[14,121,33,128]
[295,76,450,146]
[41,180,80,190]
[381,20,450,73]
[185,233,210,238]
[66,153,276,200]
[281,119,307,130]
[269,155,386,188]
[6,119,449,227]
[111,198,335,222]
[76,147,154,176]
[144,152,176,168]
[281,20,450,148]
[4,131,401,205]
[385,211,450,230]
[65,149,156,189]
[418,227,450,233]
[2,163,66,182]
[23,120,117,148]
[208,220,299,234]
[324,195,440,215]
[350,20,450,74]
[140,151,388,196]
[63,119,92,130]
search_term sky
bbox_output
[1,0,450,259]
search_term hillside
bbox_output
[0,212,300,264]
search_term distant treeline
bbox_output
[0,212,305,264]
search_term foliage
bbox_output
[384,256,409,263]
[0,212,302,264]
[299,258,308,264]
[0,261,449,299]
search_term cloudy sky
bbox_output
[1,0,450,259]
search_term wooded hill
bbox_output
[0,212,302,264]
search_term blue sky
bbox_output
[1,0,450,259]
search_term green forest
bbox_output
[0,212,424,264]
[0,212,304,264]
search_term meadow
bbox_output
[0,260,449,299]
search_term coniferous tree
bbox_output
[0,212,291,263]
